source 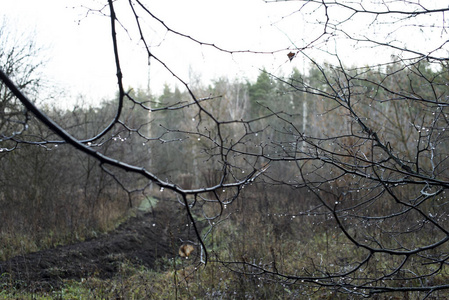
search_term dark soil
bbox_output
[0,202,199,291]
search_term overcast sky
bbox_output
[2,0,307,104]
[2,0,447,106]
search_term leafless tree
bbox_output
[0,18,43,150]
[2,0,449,298]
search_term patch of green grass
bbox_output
[137,196,159,212]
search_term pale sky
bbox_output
[1,0,447,106]
[1,0,305,105]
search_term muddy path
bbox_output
[0,202,200,291]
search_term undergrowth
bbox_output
[2,188,449,299]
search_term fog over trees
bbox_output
[2,0,449,298]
